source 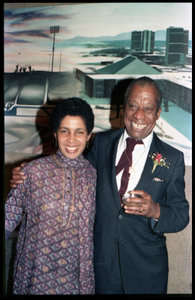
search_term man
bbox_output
[10,77,189,294]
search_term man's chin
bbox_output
[126,126,151,140]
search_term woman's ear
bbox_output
[87,133,92,142]
[54,133,58,147]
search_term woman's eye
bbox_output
[60,130,67,134]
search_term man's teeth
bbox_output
[132,122,147,129]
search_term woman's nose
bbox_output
[68,133,75,142]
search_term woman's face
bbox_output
[54,115,91,159]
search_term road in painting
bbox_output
[4,69,113,154]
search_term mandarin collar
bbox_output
[55,148,84,168]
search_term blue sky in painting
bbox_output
[4,3,192,72]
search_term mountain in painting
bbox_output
[64,30,167,43]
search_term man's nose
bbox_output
[133,108,145,119]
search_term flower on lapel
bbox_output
[150,152,170,173]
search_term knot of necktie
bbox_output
[126,137,143,154]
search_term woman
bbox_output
[5,98,97,295]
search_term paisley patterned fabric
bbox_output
[5,149,96,295]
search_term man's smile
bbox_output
[132,122,147,130]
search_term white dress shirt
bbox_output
[115,129,153,192]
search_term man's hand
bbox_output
[123,190,160,219]
[10,163,27,188]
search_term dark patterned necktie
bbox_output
[116,137,143,199]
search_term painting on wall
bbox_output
[4,3,192,165]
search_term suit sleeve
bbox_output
[150,151,189,234]
[85,133,99,169]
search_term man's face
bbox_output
[124,84,161,140]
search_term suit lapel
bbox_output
[136,133,165,190]
[104,130,165,207]
[105,128,124,209]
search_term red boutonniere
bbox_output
[150,153,170,173]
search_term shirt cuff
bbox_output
[150,218,158,229]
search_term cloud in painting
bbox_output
[4,8,73,27]
[5,27,72,45]
[4,8,74,45]
[4,37,31,44]
[6,29,51,39]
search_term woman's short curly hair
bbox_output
[51,97,94,134]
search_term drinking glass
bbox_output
[122,191,142,206]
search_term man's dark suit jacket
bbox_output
[86,128,189,294]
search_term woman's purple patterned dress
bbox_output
[5,149,96,295]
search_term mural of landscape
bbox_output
[4,3,192,166]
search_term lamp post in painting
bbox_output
[50,26,60,72]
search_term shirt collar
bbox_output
[55,148,85,167]
[119,128,153,151]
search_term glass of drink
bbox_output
[122,191,142,207]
